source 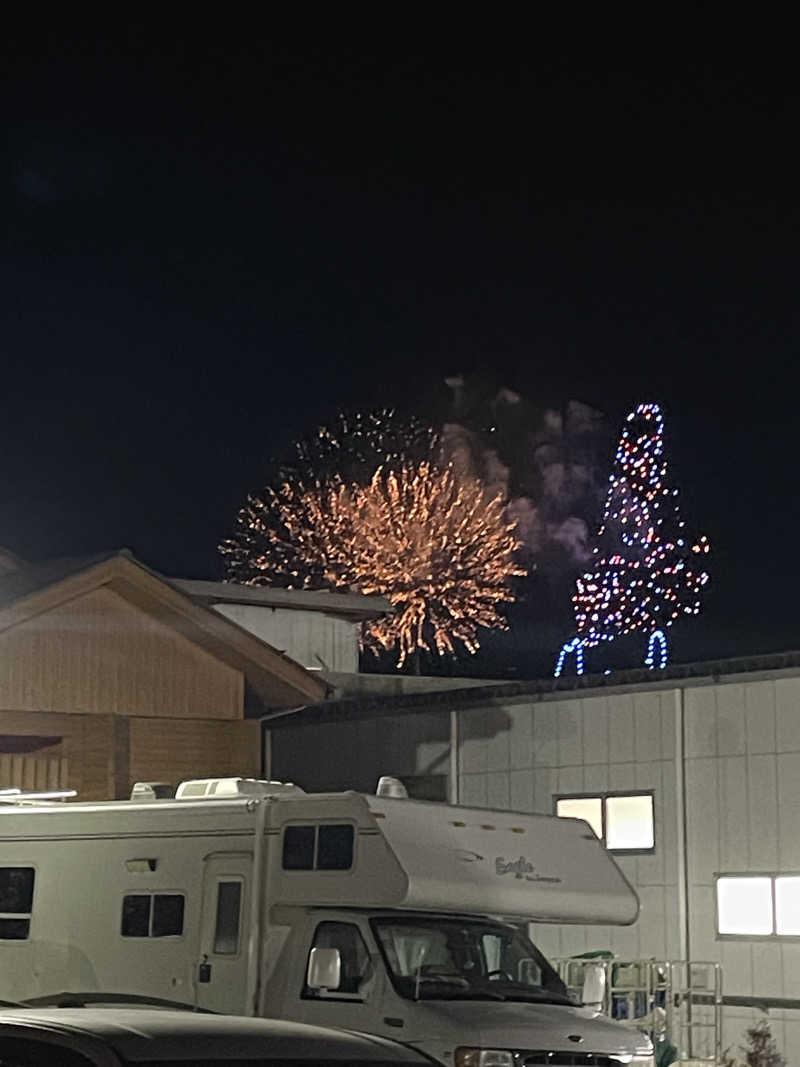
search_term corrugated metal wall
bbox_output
[213,603,358,672]
[457,674,800,1062]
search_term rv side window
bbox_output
[317,824,354,870]
[303,921,371,998]
[152,894,185,937]
[0,867,35,940]
[213,880,243,954]
[283,825,316,870]
[282,824,354,871]
[121,893,185,937]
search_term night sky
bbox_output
[3,27,798,674]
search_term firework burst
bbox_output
[222,460,525,667]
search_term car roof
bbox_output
[0,1009,432,1062]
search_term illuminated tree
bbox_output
[554,403,709,676]
[222,462,525,668]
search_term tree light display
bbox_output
[554,403,709,677]
[222,461,525,667]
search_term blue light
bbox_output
[554,637,585,678]
[644,629,668,670]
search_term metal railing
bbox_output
[553,957,723,1065]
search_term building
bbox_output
[0,548,387,800]
[266,653,800,1062]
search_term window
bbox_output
[213,881,242,954]
[0,867,35,940]
[555,797,603,839]
[554,792,655,852]
[303,921,371,998]
[121,893,184,937]
[716,874,800,938]
[282,824,354,871]
[370,916,567,1003]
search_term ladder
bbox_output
[553,957,723,1065]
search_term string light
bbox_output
[554,637,585,678]
[645,629,668,670]
[554,403,709,676]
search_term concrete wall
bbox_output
[213,602,358,672]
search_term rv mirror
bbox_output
[581,962,607,1009]
[306,947,341,991]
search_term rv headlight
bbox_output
[454,1049,514,1067]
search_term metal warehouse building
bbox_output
[267,652,800,1063]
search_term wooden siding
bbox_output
[128,717,260,793]
[0,709,259,801]
[0,753,68,791]
[0,586,243,720]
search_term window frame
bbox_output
[211,877,244,957]
[715,872,800,941]
[281,821,356,874]
[0,864,36,942]
[120,891,186,939]
[553,790,656,855]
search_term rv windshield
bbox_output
[370,916,572,1004]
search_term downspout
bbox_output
[261,723,272,780]
[449,710,460,805]
[674,686,690,964]
[245,796,269,1016]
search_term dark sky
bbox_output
[2,26,798,672]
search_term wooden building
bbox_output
[0,549,328,800]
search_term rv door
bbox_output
[195,853,251,1014]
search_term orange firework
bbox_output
[224,461,525,667]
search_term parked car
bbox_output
[0,1008,436,1066]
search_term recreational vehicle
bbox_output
[0,777,653,1066]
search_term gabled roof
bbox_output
[172,578,391,622]
[0,550,328,710]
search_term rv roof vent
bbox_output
[130,782,175,802]
[174,777,304,800]
[376,776,408,799]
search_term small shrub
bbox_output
[722,1020,786,1067]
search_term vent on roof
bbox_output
[130,782,175,802]
[174,777,303,800]
[376,776,408,799]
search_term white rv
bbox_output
[0,778,653,1067]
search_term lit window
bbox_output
[555,797,603,840]
[555,793,654,853]
[716,874,800,939]
[776,877,800,935]
[717,877,772,936]
[606,795,655,850]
